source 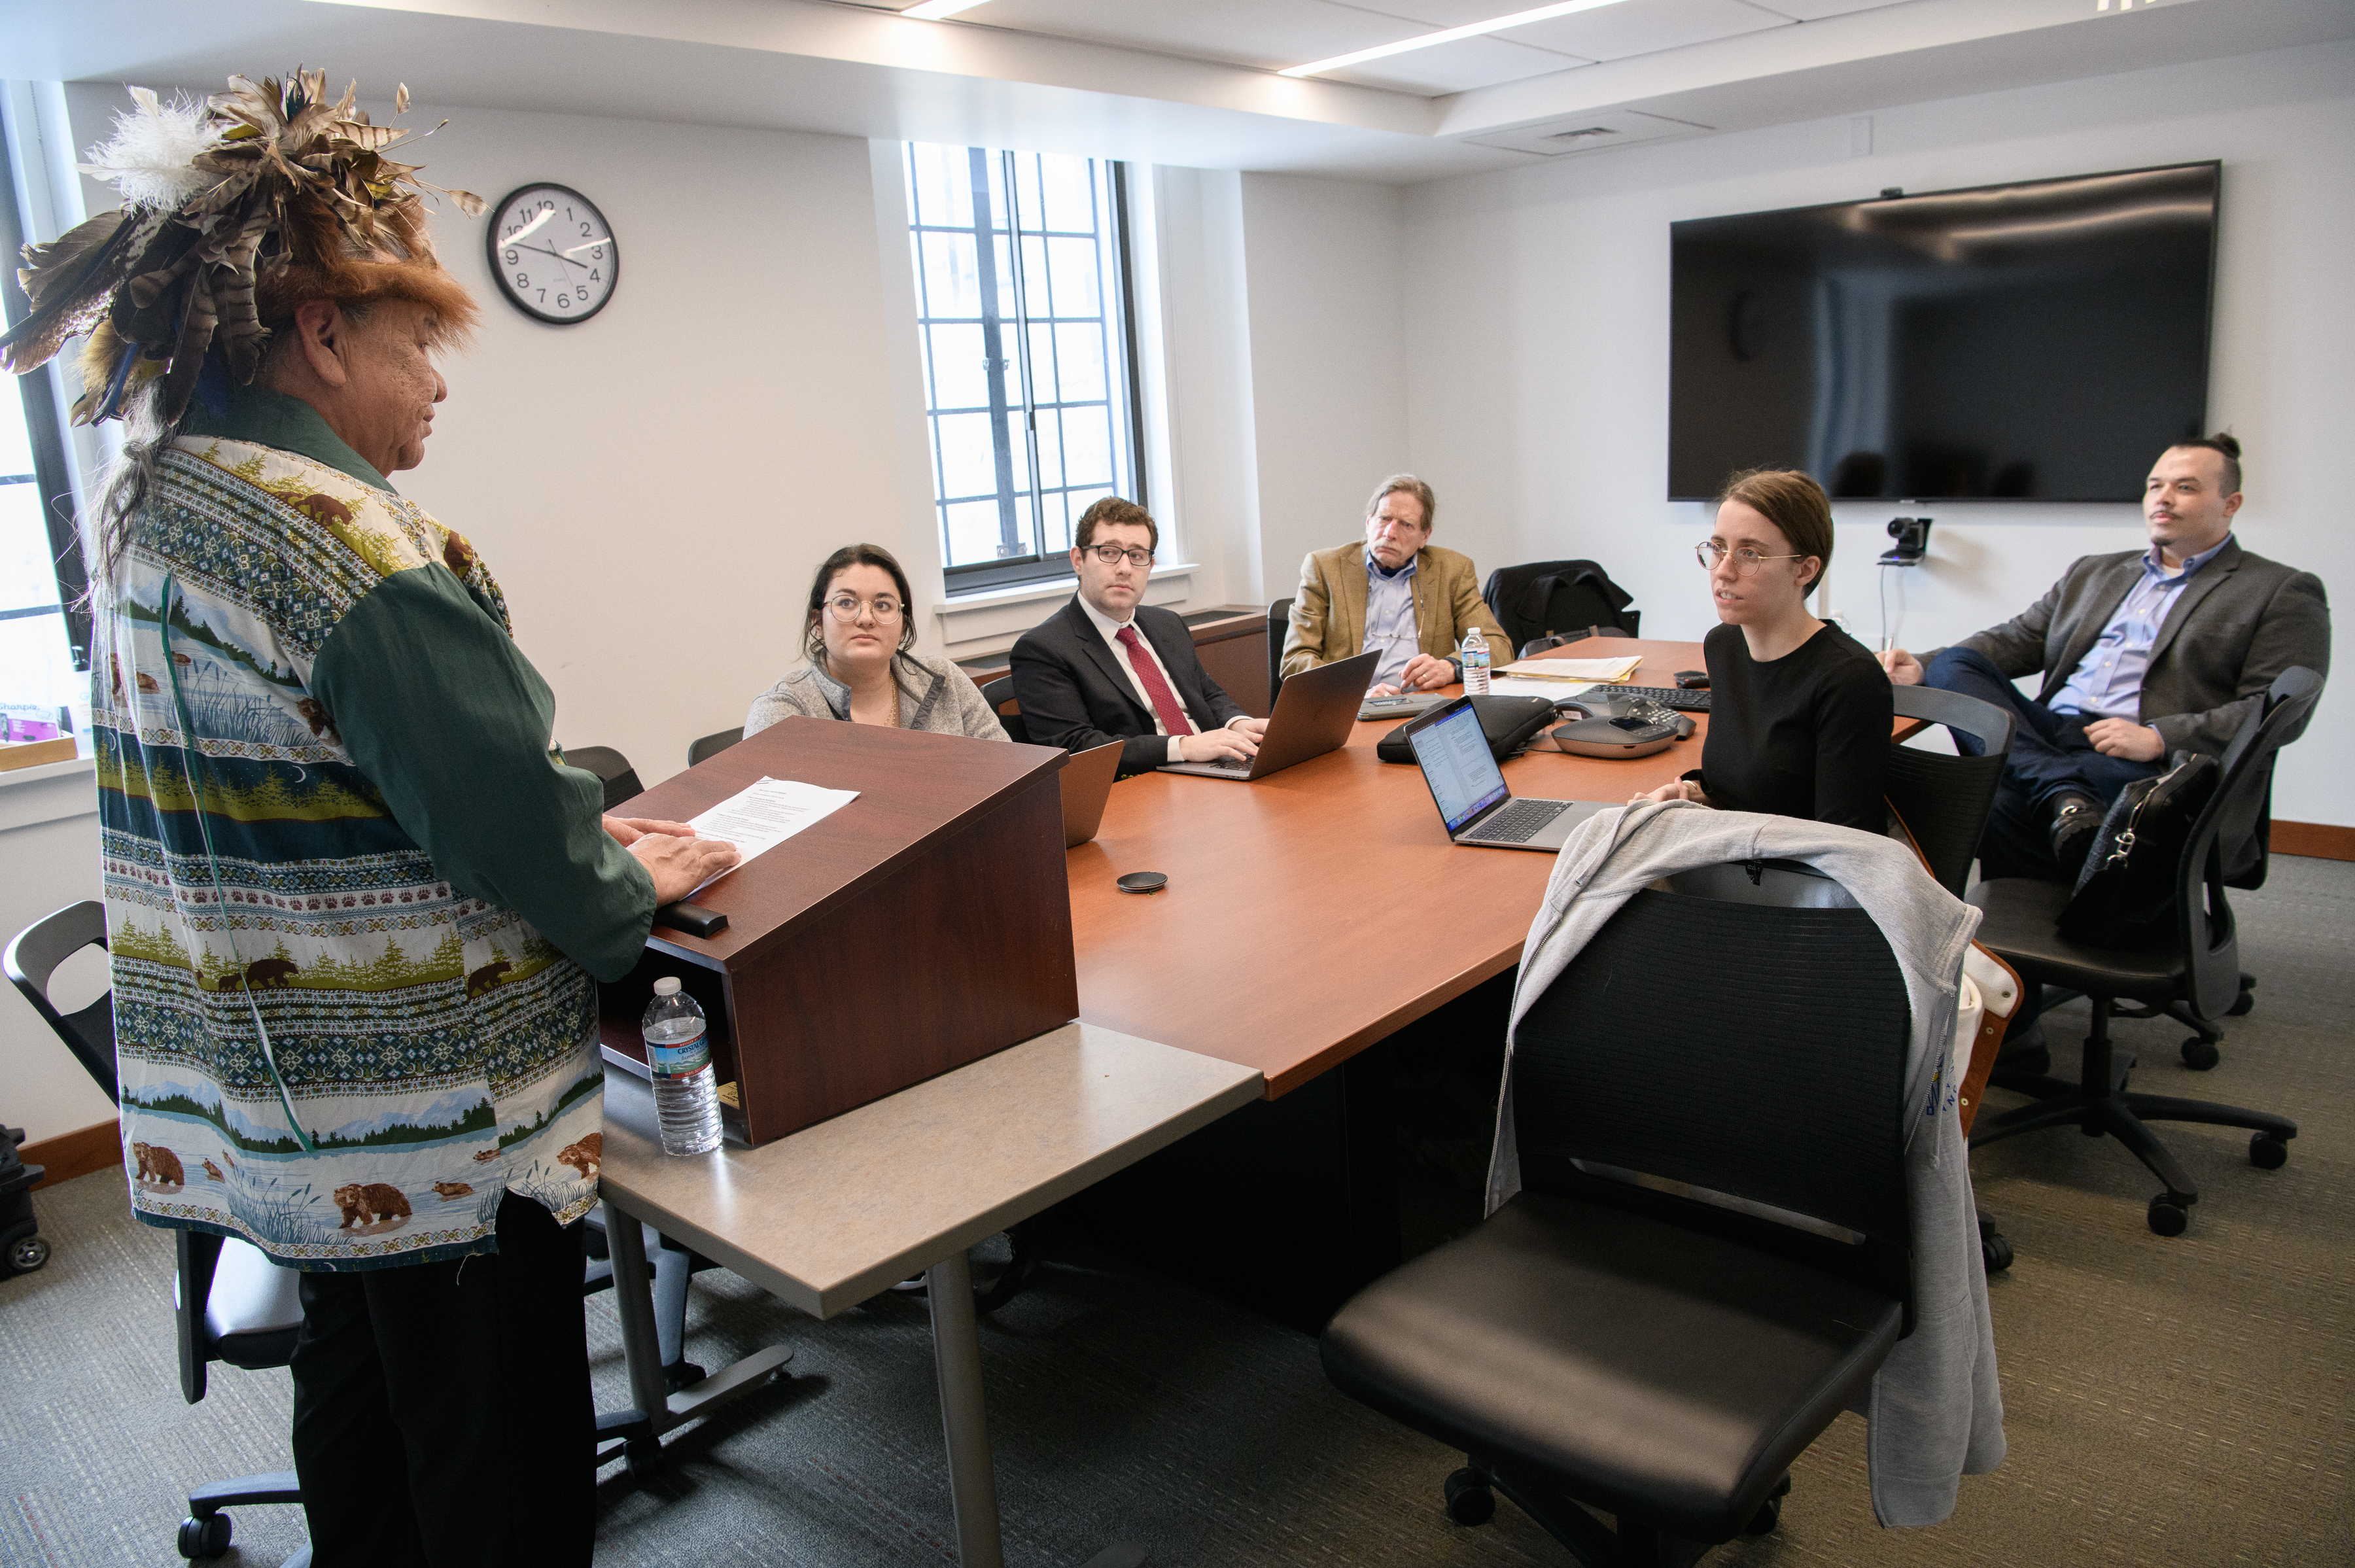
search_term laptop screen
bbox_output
[1407,701,1510,833]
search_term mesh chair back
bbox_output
[1886,686,2013,897]
[5,900,118,1104]
[2172,667,2321,1019]
[1267,598,1293,709]
[687,727,744,768]
[1511,883,1912,1308]
[1482,560,1639,653]
[565,745,643,811]
[979,676,1029,744]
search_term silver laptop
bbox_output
[1159,650,1382,781]
[1403,696,1610,851]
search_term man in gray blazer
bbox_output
[1883,434,2329,880]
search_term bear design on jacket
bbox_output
[296,697,341,745]
[442,530,480,580]
[230,958,300,991]
[472,1147,500,1164]
[291,493,355,529]
[432,1180,474,1200]
[201,1159,225,1182]
[555,1132,602,1181]
[333,1183,412,1230]
[131,1141,185,1188]
[136,671,160,693]
[466,960,512,1000]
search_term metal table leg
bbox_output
[602,1198,794,1469]
[928,1248,1005,1568]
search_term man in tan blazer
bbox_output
[1281,474,1512,695]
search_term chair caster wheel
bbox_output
[2250,1134,2289,1170]
[2180,1036,2220,1071]
[1443,1467,1495,1526]
[1981,1231,2014,1273]
[2227,991,2254,1017]
[7,1234,50,1273]
[2147,1196,2189,1236]
[625,1436,663,1481]
[1743,1474,1792,1535]
[178,1512,232,1559]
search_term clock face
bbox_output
[486,184,618,324]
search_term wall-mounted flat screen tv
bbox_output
[1667,162,2219,502]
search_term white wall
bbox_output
[0,767,115,1142]
[1240,173,1410,604]
[1401,41,2355,826]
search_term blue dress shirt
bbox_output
[2050,536,2231,719]
[1363,551,1420,689]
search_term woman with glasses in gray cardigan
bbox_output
[746,544,1008,742]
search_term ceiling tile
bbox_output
[1743,0,1914,19]
[1509,0,1790,61]
[1326,35,1593,93]
[947,0,1431,73]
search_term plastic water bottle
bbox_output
[643,977,722,1156]
[1461,627,1491,697]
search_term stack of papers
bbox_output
[1497,655,1645,683]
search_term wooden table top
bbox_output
[599,1022,1262,1318]
[1067,636,1711,1096]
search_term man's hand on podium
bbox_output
[614,820,742,904]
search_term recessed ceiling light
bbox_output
[903,0,992,20]
[1280,0,1635,78]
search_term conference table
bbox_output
[1069,636,1711,1096]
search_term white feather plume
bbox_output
[76,87,218,211]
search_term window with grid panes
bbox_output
[0,112,90,751]
[904,144,1145,593]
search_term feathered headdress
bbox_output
[0,71,483,426]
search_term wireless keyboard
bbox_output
[1580,684,1711,713]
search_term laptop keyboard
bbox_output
[1583,684,1711,712]
[1469,797,1573,843]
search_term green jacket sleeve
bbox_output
[311,564,657,982]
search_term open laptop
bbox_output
[1401,695,1611,851]
[1159,649,1382,781]
[1059,740,1124,848]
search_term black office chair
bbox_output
[6,902,309,1565]
[979,676,1029,744]
[1886,685,2013,898]
[687,727,743,769]
[565,744,644,810]
[1883,685,2017,1274]
[1482,560,1639,657]
[1266,597,1293,710]
[1516,627,1631,659]
[1966,667,2319,1237]
[1323,875,1918,1565]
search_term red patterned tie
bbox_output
[1115,624,1196,738]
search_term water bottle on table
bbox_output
[642,977,722,1156]
[1461,626,1491,697]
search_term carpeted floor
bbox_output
[3,856,2349,1567]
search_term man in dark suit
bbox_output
[1883,434,2329,880]
[1011,497,1268,776]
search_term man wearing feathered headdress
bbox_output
[3,74,735,1561]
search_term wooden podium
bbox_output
[598,718,1078,1145]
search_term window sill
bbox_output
[934,563,1200,655]
[0,750,97,833]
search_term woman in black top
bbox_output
[1634,469,1892,831]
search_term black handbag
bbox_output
[2056,752,2219,946]
[1377,695,1558,765]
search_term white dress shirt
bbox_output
[1075,593,1240,763]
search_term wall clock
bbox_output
[486,183,618,324]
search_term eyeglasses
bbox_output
[824,594,903,623]
[1694,540,1806,576]
[1084,544,1155,568]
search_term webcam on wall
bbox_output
[1881,516,1932,566]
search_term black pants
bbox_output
[289,1191,593,1567]
[1925,646,2164,882]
